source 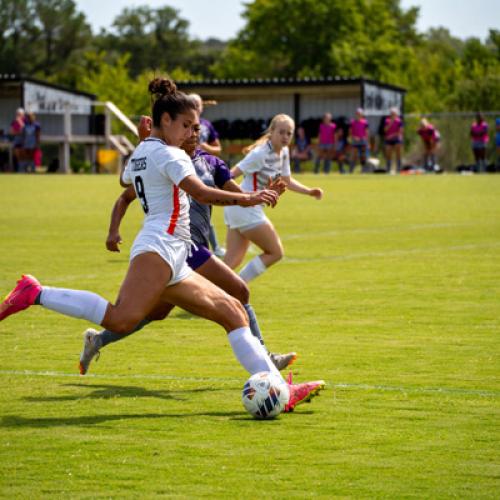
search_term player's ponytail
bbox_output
[243,114,295,154]
[148,77,196,127]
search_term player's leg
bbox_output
[337,150,346,174]
[208,222,225,257]
[238,222,283,282]
[395,143,402,172]
[98,253,172,333]
[385,143,392,172]
[314,146,322,173]
[162,272,282,379]
[79,301,175,375]
[223,227,250,270]
[478,147,486,172]
[0,253,169,330]
[360,144,368,172]
[324,146,332,173]
[195,252,295,369]
[349,146,358,173]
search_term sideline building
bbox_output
[178,76,406,138]
[0,75,135,172]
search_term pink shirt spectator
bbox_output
[418,124,439,143]
[470,122,489,143]
[384,117,403,140]
[318,122,336,144]
[350,118,369,140]
[10,118,25,147]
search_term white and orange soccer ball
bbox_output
[242,371,290,419]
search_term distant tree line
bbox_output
[1,0,499,118]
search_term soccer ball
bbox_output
[242,371,290,419]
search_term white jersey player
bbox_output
[224,114,324,283]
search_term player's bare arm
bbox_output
[180,175,279,207]
[106,185,137,252]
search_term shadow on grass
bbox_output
[22,383,230,402]
[1,409,313,427]
[1,410,248,428]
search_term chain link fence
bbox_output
[402,112,500,172]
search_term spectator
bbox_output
[20,112,41,173]
[384,107,404,174]
[333,127,348,174]
[349,108,370,173]
[417,118,440,171]
[9,108,25,172]
[314,112,336,174]
[190,93,225,257]
[291,125,312,173]
[470,112,489,173]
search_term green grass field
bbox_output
[0,174,499,498]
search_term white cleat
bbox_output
[269,352,297,371]
[214,246,226,258]
[79,328,102,375]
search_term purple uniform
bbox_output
[186,149,231,269]
[200,118,219,145]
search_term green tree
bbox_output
[212,0,420,80]
[0,0,39,74]
[33,0,91,78]
[0,0,92,85]
[96,5,196,77]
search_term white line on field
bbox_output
[283,241,500,263]
[282,221,488,241]
[0,370,497,398]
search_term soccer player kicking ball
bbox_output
[0,78,324,413]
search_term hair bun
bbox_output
[148,78,177,98]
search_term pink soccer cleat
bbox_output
[284,371,325,412]
[0,274,41,321]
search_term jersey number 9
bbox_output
[134,176,149,214]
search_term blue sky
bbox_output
[76,0,499,41]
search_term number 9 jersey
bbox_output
[122,137,196,243]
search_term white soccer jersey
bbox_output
[238,141,291,192]
[122,138,195,242]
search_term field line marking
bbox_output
[282,221,494,241]
[283,241,500,263]
[0,370,498,398]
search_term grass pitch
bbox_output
[0,173,499,498]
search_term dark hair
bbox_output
[476,112,484,123]
[148,77,196,127]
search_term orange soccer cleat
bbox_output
[0,274,41,321]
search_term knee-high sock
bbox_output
[39,287,108,325]
[98,319,152,348]
[243,304,266,347]
[239,256,266,283]
[208,223,219,251]
[228,327,283,381]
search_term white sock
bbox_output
[239,256,266,283]
[39,287,108,325]
[228,326,283,381]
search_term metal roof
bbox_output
[177,76,406,93]
[0,74,97,100]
